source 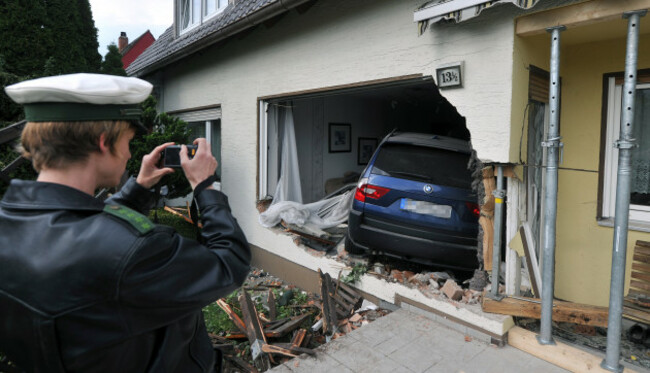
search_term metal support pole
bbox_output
[537,25,565,346]
[488,165,506,300]
[602,10,646,373]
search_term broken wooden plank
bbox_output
[239,291,271,372]
[272,343,317,357]
[290,329,307,348]
[508,326,638,373]
[260,344,298,358]
[216,299,247,334]
[319,269,338,336]
[264,314,310,338]
[482,295,608,327]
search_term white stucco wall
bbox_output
[154,0,520,322]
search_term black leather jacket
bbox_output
[0,178,251,372]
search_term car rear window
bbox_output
[371,143,473,189]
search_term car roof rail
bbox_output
[380,128,399,143]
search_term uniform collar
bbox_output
[1,179,105,211]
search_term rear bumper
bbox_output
[348,210,479,270]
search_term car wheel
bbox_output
[345,235,366,255]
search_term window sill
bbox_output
[597,218,650,233]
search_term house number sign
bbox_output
[436,62,463,88]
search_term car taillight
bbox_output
[466,202,480,218]
[354,182,390,203]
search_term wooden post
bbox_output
[480,166,495,271]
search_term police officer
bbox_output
[0,73,251,372]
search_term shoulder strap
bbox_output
[103,204,155,234]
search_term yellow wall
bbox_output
[512,32,650,306]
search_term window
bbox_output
[172,106,222,189]
[187,120,222,182]
[178,0,228,34]
[602,76,650,224]
[371,144,473,189]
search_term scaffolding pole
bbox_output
[602,10,646,373]
[537,25,565,346]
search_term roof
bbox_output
[121,30,154,57]
[127,0,311,77]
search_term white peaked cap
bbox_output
[5,73,153,105]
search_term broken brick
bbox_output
[442,279,464,301]
[349,313,362,323]
[391,270,404,283]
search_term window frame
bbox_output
[177,0,228,35]
[599,71,650,226]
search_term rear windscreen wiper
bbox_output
[389,171,432,182]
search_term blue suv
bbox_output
[346,132,479,271]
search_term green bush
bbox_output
[127,96,192,199]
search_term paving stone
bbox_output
[388,335,443,372]
[272,307,572,373]
[269,363,295,372]
[274,350,345,372]
[373,333,411,356]
[323,339,389,372]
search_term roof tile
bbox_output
[127,0,285,76]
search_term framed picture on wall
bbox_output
[329,123,351,153]
[358,137,378,165]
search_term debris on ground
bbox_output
[514,318,650,370]
[208,268,391,372]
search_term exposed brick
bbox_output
[441,279,464,301]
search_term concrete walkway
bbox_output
[270,308,568,373]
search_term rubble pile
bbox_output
[378,268,483,306]
[210,268,390,373]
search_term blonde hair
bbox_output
[20,121,133,172]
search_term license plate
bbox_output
[400,199,452,218]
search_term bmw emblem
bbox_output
[423,185,433,194]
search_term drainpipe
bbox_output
[602,10,646,373]
[537,25,565,346]
[488,165,505,300]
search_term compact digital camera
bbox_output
[162,145,197,168]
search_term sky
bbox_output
[89,0,174,56]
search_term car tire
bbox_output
[345,235,366,255]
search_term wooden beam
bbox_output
[480,166,495,271]
[482,295,609,327]
[508,326,640,372]
[520,223,542,298]
[239,291,271,371]
[516,0,650,36]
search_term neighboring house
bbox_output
[119,31,155,70]
[127,0,650,337]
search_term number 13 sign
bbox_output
[436,62,463,88]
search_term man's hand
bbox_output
[136,142,176,189]
[180,138,217,190]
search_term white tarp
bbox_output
[259,190,353,229]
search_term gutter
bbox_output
[132,0,313,77]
